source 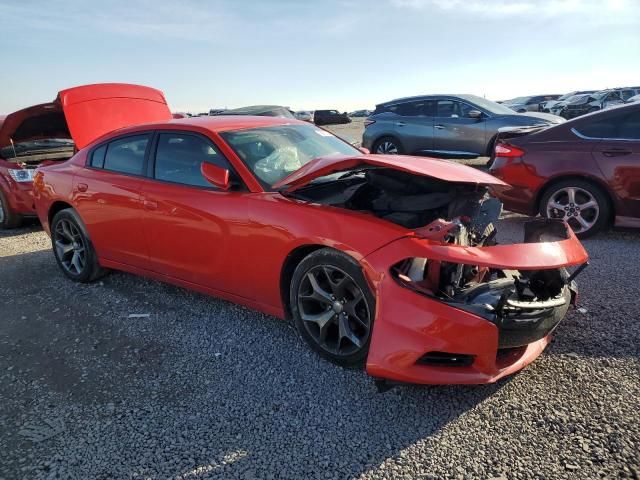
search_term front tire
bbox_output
[290,248,375,367]
[540,179,610,238]
[372,136,404,155]
[50,209,107,282]
[0,189,23,229]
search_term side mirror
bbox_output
[359,147,370,154]
[467,110,483,119]
[201,162,230,190]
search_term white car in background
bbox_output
[294,110,314,122]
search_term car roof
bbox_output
[100,115,306,139]
[376,94,483,106]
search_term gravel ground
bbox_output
[1,215,639,480]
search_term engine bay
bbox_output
[291,167,584,348]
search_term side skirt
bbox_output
[99,258,286,319]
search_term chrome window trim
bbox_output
[571,127,638,142]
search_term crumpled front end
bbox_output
[363,218,588,385]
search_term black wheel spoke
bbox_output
[300,271,333,305]
[338,314,362,349]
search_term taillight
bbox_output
[364,119,376,128]
[494,143,524,158]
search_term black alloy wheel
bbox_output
[290,249,375,367]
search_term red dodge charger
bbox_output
[33,84,588,386]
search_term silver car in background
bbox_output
[362,94,564,158]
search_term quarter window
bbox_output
[154,133,232,188]
[103,135,149,175]
[90,144,107,168]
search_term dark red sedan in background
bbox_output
[490,103,640,237]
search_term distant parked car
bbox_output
[314,110,351,126]
[362,94,564,158]
[563,88,640,119]
[211,105,295,119]
[548,93,594,117]
[541,91,595,113]
[294,110,314,122]
[490,102,640,237]
[349,110,371,117]
[502,95,560,113]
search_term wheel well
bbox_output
[280,244,326,320]
[48,201,74,226]
[535,176,615,220]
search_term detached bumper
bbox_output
[363,221,588,385]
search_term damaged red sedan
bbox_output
[34,83,589,385]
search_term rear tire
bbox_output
[539,179,610,238]
[50,209,108,282]
[372,136,404,155]
[0,189,23,229]
[290,248,375,368]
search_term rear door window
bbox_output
[103,135,150,175]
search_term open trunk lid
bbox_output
[0,83,171,158]
[273,154,510,193]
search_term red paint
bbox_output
[33,85,590,384]
[274,153,510,192]
[0,83,172,223]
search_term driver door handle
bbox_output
[395,121,406,127]
[434,124,445,129]
[143,199,158,211]
[602,148,632,157]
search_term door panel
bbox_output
[139,178,249,293]
[73,169,149,267]
[433,100,487,155]
[139,130,250,295]
[389,100,435,153]
[73,134,151,267]
[593,140,640,218]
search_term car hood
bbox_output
[273,154,509,193]
[517,111,565,123]
[0,83,172,151]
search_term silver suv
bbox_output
[362,94,564,158]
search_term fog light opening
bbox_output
[416,351,475,367]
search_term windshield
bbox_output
[221,124,361,189]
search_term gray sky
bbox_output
[1,0,638,113]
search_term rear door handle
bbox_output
[434,124,445,129]
[395,121,406,127]
[602,149,632,157]
[143,200,158,211]
[76,183,88,192]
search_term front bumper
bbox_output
[362,222,588,385]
